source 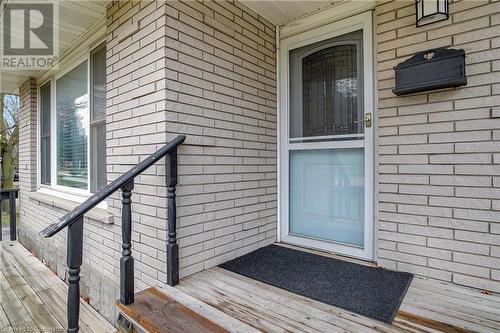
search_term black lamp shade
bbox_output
[416,0,449,27]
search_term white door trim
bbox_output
[278,11,374,260]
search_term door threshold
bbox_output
[275,241,377,267]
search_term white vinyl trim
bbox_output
[278,0,376,39]
[278,10,375,260]
[289,134,365,142]
[276,25,282,242]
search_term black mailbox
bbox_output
[393,48,466,96]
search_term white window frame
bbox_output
[278,11,375,260]
[37,39,106,198]
[37,78,53,190]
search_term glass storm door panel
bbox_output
[289,149,365,246]
[286,29,371,254]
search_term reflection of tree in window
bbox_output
[56,61,88,189]
[302,45,359,136]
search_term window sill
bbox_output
[27,190,114,225]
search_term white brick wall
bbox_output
[19,0,500,312]
[18,3,276,322]
[106,0,278,285]
[18,78,37,193]
[106,0,171,289]
[376,0,500,292]
[163,0,277,277]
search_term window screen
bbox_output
[56,61,89,189]
[90,44,107,192]
[40,82,51,185]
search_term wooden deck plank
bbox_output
[2,242,116,333]
[7,243,100,333]
[403,285,500,321]
[186,267,404,333]
[181,269,392,333]
[399,280,500,333]
[0,305,13,332]
[158,285,261,333]
[401,292,500,331]
[407,278,500,309]
[207,267,402,333]
[117,287,230,333]
[9,242,116,333]
[2,243,97,333]
[1,250,63,331]
[178,265,500,333]
[181,277,320,333]
[0,270,40,332]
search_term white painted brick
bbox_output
[398,204,452,218]
[378,249,427,266]
[428,238,489,255]
[398,262,452,281]
[430,153,491,164]
[399,165,453,175]
[453,252,500,270]
[453,274,500,293]
[379,212,428,225]
[429,196,490,210]
[429,131,490,143]
[399,185,453,196]
[398,143,453,154]
[397,243,452,260]
[398,224,453,239]
[429,259,490,278]
[453,208,500,223]
[429,217,489,232]
[455,230,500,245]
[378,230,427,246]
[430,176,492,187]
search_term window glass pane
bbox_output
[56,61,88,189]
[91,45,106,122]
[289,30,363,138]
[91,122,106,191]
[40,82,51,185]
[90,44,107,192]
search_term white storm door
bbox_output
[279,12,374,260]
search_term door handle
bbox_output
[354,113,372,128]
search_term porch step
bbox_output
[116,286,258,333]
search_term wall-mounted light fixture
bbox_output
[416,0,449,27]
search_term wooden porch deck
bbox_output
[0,241,116,333]
[175,261,500,333]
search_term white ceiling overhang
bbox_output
[241,0,339,26]
[0,0,105,94]
[241,0,376,38]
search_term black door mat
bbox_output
[219,244,413,323]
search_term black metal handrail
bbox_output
[0,188,19,241]
[39,135,185,333]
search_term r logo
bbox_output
[3,3,54,56]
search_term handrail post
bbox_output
[67,215,84,333]
[166,149,179,286]
[9,191,16,241]
[120,180,134,305]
